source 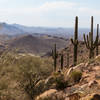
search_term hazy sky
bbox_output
[0,0,100,27]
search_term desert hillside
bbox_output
[35,55,100,100]
[0,51,100,100]
[6,34,69,56]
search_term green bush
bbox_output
[70,70,82,83]
[56,79,68,90]
[53,72,68,90]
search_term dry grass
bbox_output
[0,52,53,100]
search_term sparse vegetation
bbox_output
[52,72,68,90]
[69,70,82,83]
[0,52,53,100]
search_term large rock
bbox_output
[88,80,98,88]
[35,89,57,100]
[35,89,66,100]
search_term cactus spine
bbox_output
[96,24,99,56]
[71,16,78,66]
[83,16,98,59]
[61,53,64,70]
[52,44,58,71]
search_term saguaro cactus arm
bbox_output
[71,38,74,44]
[94,36,98,47]
[83,34,90,49]
[71,39,78,45]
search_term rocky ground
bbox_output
[35,55,100,100]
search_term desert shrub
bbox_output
[53,72,68,90]
[20,73,40,100]
[70,70,82,83]
[0,52,53,100]
[53,72,60,76]
[55,78,68,90]
[88,58,95,64]
[0,81,8,90]
[18,56,53,100]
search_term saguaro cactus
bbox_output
[96,24,99,56]
[52,44,58,71]
[61,53,64,70]
[71,16,78,66]
[83,16,98,59]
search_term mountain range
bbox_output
[0,22,98,56]
[0,22,97,39]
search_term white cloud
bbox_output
[39,1,77,11]
[0,1,100,27]
[0,1,78,14]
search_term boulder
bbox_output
[35,89,66,100]
[88,80,98,88]
[35,89,57,100]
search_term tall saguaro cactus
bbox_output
[71,16,78,66]
[96,24,99,56]
[61,53,64,70]
[52,44,58,71]
[83,16,98,59]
